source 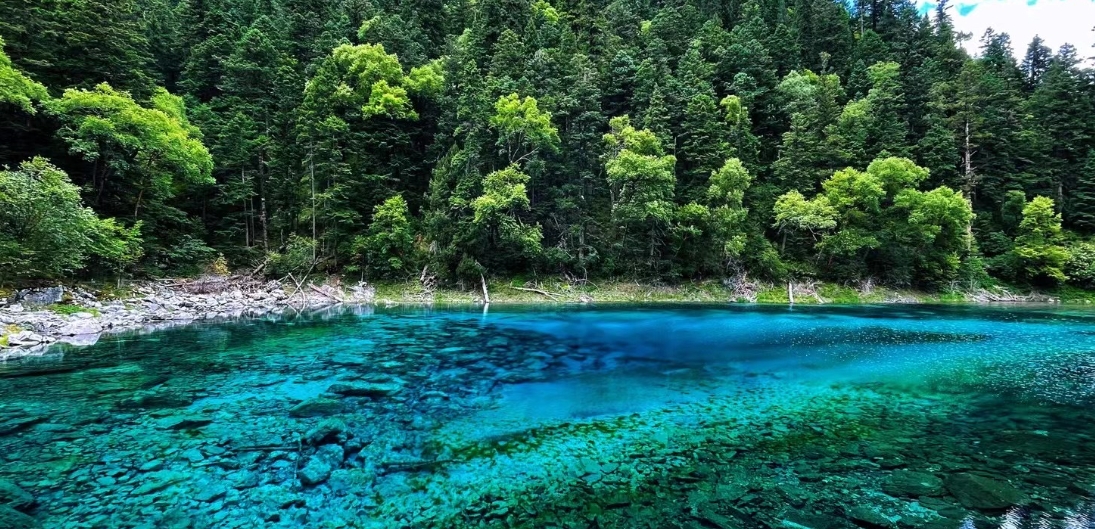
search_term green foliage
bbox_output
[46,84,212,270]
[773,192,838,239]
[889,187,975,284]
[48,304,100,317]
[1013,196,1069,284]
[774,157,974,285]
[0,36,48,114]
[1,0,1095,295]
[353,195,415,279]
[603,116,677,274]
[471,165,543,260]
[706,159,754,263]
[306,44,420,120]
[489,94,559,164]
[1065,240,1095,288]
[269,235,317,277]
[0,157,142,280]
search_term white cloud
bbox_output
[920,0,1095,58]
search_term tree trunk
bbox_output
[259,152,269,252]
[242,167,250,247]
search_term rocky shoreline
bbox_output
[0,280,375,358]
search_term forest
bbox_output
[1,0,1094,291]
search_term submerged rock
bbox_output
[289,398,344,418]
[117,390,193,409]
[0,415,47,436]
[299,445,344,486]
[132,471,187,495]
[0,479,34,511]
[304,418,348,446]
[882,470,944,498]
[846,506,900,528]
[945,473,1026,511]
[327,381,403,398]
[0,505,40,529]
[160,416,214,430]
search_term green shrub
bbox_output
[1066,241,1095,288]
[48,304,100,317]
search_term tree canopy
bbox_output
[1,0,1094,290]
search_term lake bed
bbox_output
[2,304,1094,528]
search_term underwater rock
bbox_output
[194,483,227,502]
[781,510,847,529]
[299,445,344,486]
[304,418,348,446]
[0,505,40,529]
[944,473,1026,511]
[327,382,402,398]
[182,448,205,463]
[132,471,186,495]
[327,354,368,367]
[160,416,214,430]
[327,468,376,496]
[0,415,47,435]
[0,479,34,511]
[117,391,193,409]
[881,470,944,498]
[846,505,900,528]
[289,398,344,418]
[139,460,164,472]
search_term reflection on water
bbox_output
[1,304,1095,528]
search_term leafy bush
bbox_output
[268,235,317,277]
[351,195,414,279]
[1066,241,1095,288]
[1012,196,1069,284]
[0,157,143,280]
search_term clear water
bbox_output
[2,304,1095,528]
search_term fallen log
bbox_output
[309,284,343,303]
[510,286,562,300]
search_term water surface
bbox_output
[2,304,1095,528]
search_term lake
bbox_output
[1,304,1094,528]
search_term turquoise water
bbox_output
[2,304,1095,528]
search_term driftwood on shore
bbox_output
[160,274,269,295]
[510,286,562,300]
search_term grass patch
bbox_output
[0,324,20,347]
[48,304,100,317]
[1050,284,1095,304]
[755,285,791,304]
[934,290,968,303]
[816,284,862,304]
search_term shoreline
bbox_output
[0,276,1083,358]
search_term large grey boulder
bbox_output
[13,287,64,307]
[57,319,103,336]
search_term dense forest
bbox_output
[1,0,1094,291]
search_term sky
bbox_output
[916,0,1095,57]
